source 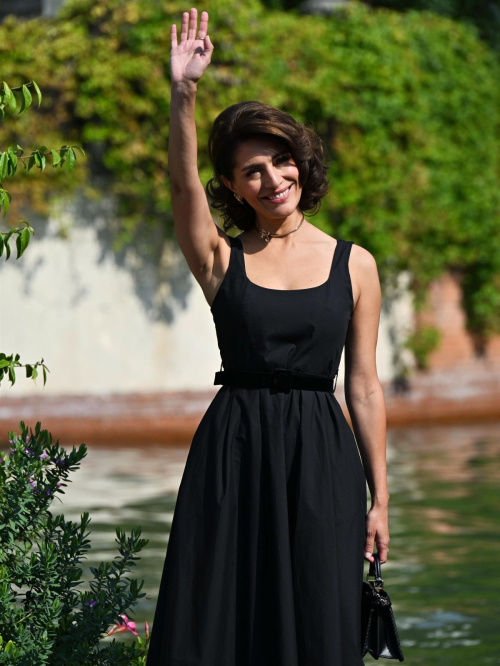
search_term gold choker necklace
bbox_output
[256,215,305,243]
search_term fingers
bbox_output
[365,540,390,564]
[180,11,189,42]
[188,7,197,41]
[376,539,389,564]
[175,9,209,45]
[198,10,209,39]
[364,519,375,562]
[377,548,388,564]
[204,34,214,55]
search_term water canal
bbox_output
[59,419,500,664]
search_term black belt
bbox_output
[214,367,338,393]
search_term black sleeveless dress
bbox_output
[146,234,367,666]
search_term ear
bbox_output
[221,174,236,194]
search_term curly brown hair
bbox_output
[205,101,330,233]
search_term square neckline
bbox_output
[234,234,341,293]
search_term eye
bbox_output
[244,154,293,177]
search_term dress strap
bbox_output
[330,238,353,276]
[231,234,247,277]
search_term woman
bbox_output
[146,7,390,665]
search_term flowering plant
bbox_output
[108,616,151,665]
[0,421,149,665]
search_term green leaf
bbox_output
[16,227,31,258]
[19,84,33,115]
[3,227,17,242]
[0,152,8,180]
[3,82,16,113]
[1,189,11,217]
[7,146,18,171]
[72,145,86,156]
[51,149,61,166]
[58,145,68,168]
[8,365,15,386]
[67,147,76,171]
[34,150,46,171]
[32,80,42,107]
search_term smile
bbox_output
[263,185,292,202]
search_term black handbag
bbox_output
[361,552,405,661]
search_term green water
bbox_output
[61,420,500,663]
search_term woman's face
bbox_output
[221,135,302,222]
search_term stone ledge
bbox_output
[1,364,498,447]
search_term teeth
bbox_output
[268,186,290,200]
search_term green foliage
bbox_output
[0,78,86,250]
[0,0,499,359]
[364,0,500,53]
[0,351,50,388]
[0,78,86,386]
[0,421,149,665]
[404,324,442,370]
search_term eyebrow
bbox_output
[240,150,291,173]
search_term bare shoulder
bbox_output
[348,242,380,309]
[349,242,378,271]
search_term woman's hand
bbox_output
[170,8,214,86]
[364,503,390,564]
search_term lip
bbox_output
[262,184,292,203]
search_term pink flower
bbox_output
[108,614,138,637]
[145,621,150,639]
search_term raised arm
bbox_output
[169,8,226,305]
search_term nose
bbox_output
[263,164,283,189]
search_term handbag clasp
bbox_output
[366,573,384,593]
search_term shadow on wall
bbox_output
[2,190,198,325]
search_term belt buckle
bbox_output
[272,368,293,393]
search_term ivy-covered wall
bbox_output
[1,0,499,348]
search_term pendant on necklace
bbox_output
[258,228,273,243]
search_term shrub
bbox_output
[0,421,149,665]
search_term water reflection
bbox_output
[60,421,500,662]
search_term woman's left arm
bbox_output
[344,244,390,564]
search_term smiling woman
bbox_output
[147,6,389,666]
[206,100,330,234]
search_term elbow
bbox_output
[345,377,383,404]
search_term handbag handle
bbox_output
[367,552,384,592]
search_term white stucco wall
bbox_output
[0,195,414,395]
